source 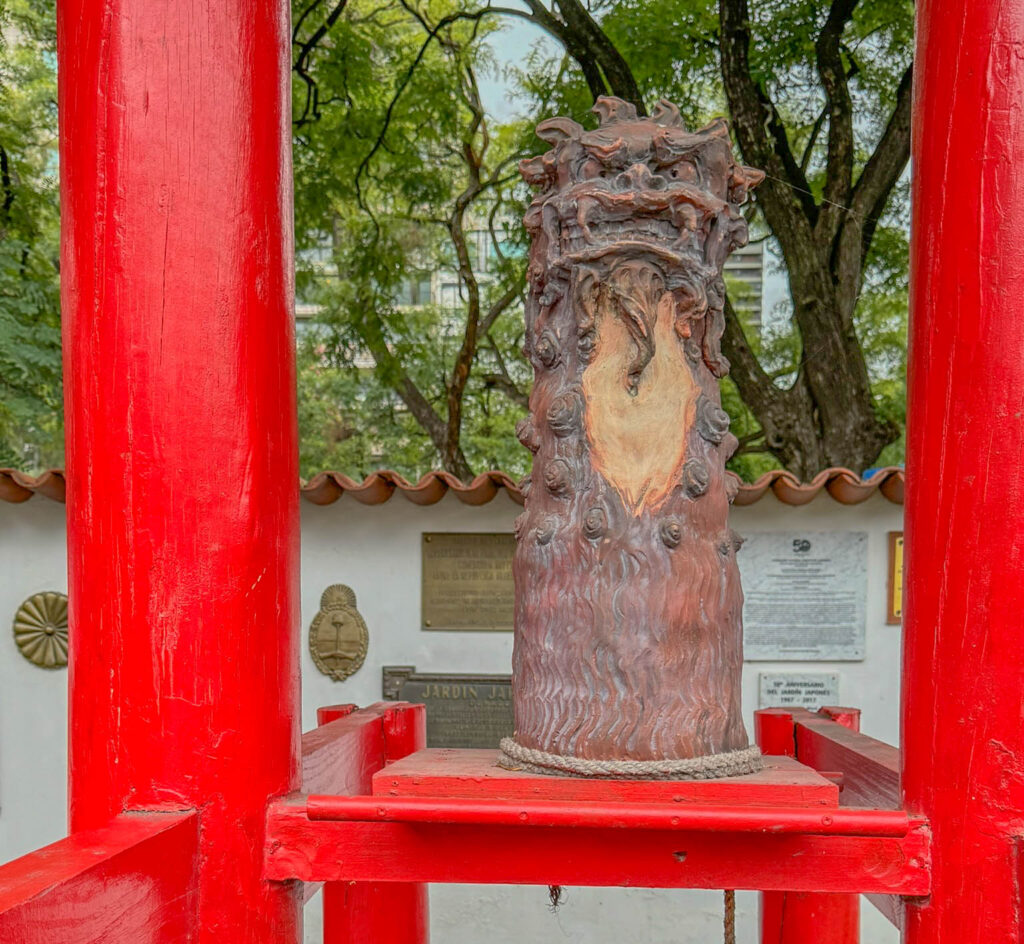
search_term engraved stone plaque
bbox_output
[383,666,512,748]
[759,672,841,710]
[739,531,868,661]
[421,532,514,631]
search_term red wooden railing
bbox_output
[0,0,1020,940]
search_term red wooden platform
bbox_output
[372,748,839,807]
[260,702,929,931]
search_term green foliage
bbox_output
[292,0,532,479]
[0,0,910,483]
[296,301,532,482]
[297,328,432,479]
[507,0,911,478]
[857,183,910,469]
[0,0,62,470]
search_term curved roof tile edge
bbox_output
[1,466,904,508]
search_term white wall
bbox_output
[298,492,903,745]
[0,498,69,862]
[0,491,902,942]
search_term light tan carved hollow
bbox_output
[581,264,696,514]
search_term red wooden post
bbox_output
[754,708,797,757]
[755,709,859,944]
[322,705,429,944]
[759,891,858,944]
[904,1,1024,941]
[56,0,300,939]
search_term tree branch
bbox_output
[719,0,816,246]
[829,61,912,321]
[509,0,607,101]
[552,0,644,110]
[482,334,529,409]
[482,373,530,409]
[353,6,492,207]
[718,292,780,413]
[439,59,490,478]
[813,0,857,240]
[480,281,523,336]
[799,106,828,175]
[849,62,913,249]
[293,0,351,127]
[0,145,14,233]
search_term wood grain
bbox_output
[372,748,839,807]
[0,813,198,943]
[265,801,931,894]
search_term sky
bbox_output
[477,15,553,120]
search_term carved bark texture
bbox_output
[512,97,763,762]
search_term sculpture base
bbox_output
[372,748,838,807]
[496,738,762,780]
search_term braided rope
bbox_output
[497,738,762,780]
[723,890,736,944]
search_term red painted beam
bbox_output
[265,801,931,894]
[0,813,198,943]
[794,711,899,809]
[56,0,300,939]
[300,703,394,905]
[302,702,425,796]
[300,703,429,944]
[303,704,394,797]
[905,1,1024,942]
[760,708,909,930]
[304,795,914,836]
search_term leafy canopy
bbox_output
[0,0,61,470]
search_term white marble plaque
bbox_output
[739,531,868,660]
[759,672,840,710]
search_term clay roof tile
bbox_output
[1,466,905,508]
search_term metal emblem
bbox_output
[309,585,368,681]
[13,591,69,669]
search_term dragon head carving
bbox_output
[520,97,763,380]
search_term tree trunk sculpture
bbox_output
[503,98,764,777]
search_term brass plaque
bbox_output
[383,666,512,748]
[309,584,369,681]
[887,531,904,624]
[421,532,515,631]
[13,591,69,669]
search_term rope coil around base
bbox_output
[497,738,762,780]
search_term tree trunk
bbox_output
[717,0,907,477]
[509,98,762,765]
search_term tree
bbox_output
[291,0,532,480]
[492,0,912,478]
[0,0,62,470]
[294,0,912,480]
[716,0,910,477]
